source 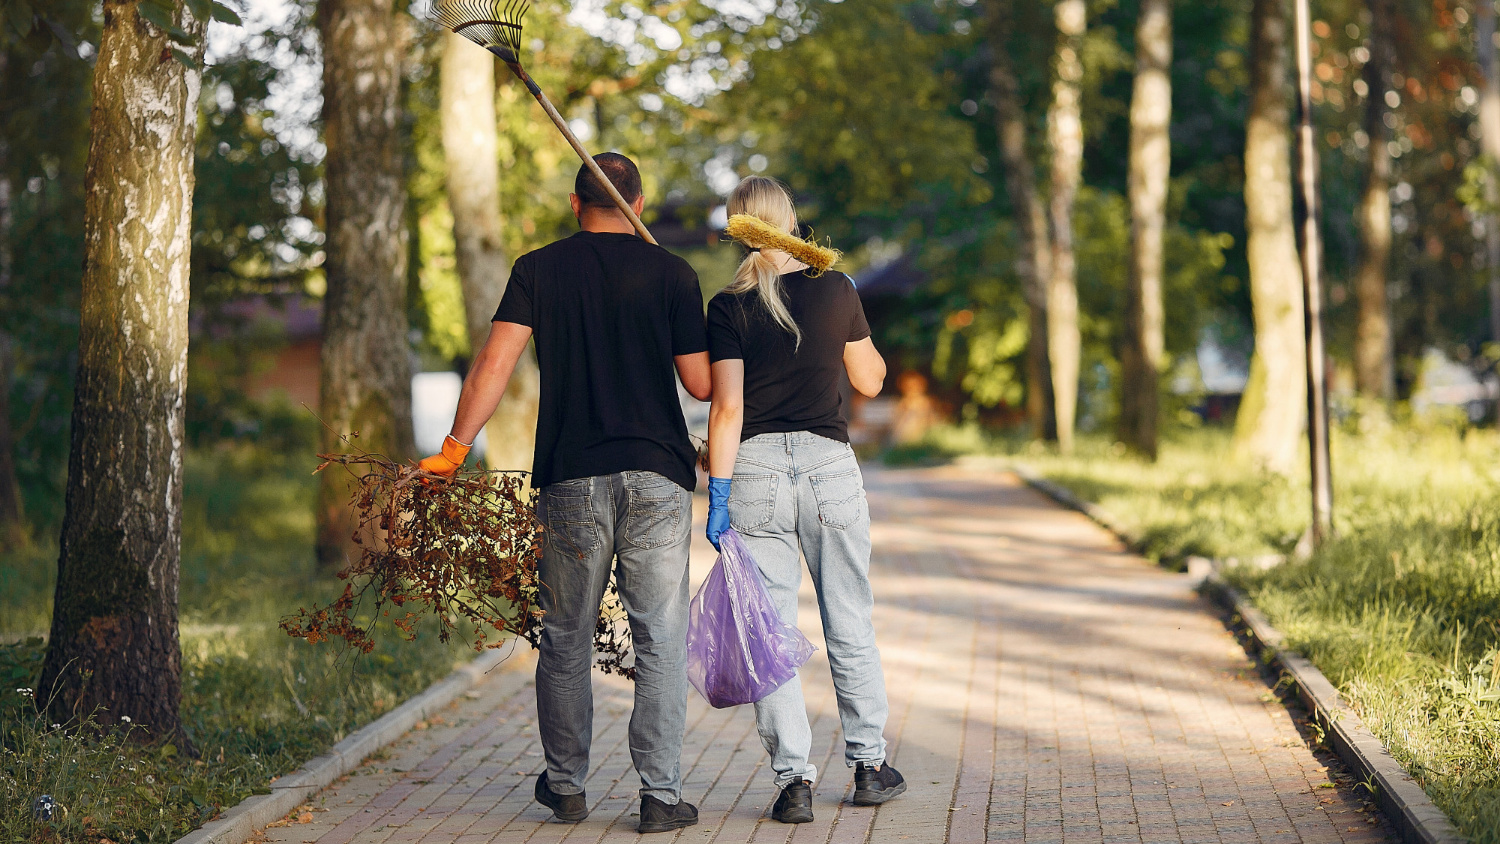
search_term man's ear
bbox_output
[569,193,583,217]
[630,195,645,216]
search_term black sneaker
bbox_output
[771,778,814,823]
[638,794,699,834]
[534,772,588,822]
[852,761,906,806]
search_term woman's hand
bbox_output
[706,477,732,550]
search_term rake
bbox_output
[430,0,657,245]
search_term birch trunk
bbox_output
[38,0,203,743]
[316,0,416,567]
[1233,0,1306,475]
[1120,0,1173,459]
[1047,0,1086,454]
[1353,0,1394,400]
[440,33,539,471]
[985,0,1055,441]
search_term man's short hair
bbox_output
[574,152,643,209]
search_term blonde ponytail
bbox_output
[723,176,812,348]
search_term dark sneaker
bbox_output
[534,772,588,822]
[852,761,906,806]
[638,794,699,834]
[771,778,814,823]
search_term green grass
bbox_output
[912,421,1500,842]
[0,443,478,843]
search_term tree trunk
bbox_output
[440,33,539,471]
[1047,0,1086,454]
[985,0,1055,441]
[1120,0,1173,459]
[37,0,203,743]
[316,0,416,567]
[1478,0,1500,349]
[1353,0,1394,401]
[1233,0,1306,475]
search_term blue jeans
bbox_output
[535,471,692,803]
[729,432,890,788]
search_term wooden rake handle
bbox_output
[498,58,657,245]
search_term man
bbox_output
[418,153,710,834]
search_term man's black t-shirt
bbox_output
[492,231,708,491]
[706,269,870,443]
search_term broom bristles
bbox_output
[430,0,530,57]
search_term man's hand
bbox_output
[418,435,472,477]
[706,476,732,550]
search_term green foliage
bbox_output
[0,444,476,844]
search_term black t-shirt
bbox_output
[492,231,708,491]
[706,269,871,442]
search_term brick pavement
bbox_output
[255,466,1396,844]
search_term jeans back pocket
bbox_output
[728,473,777,532]
[809,468,866,530]
[623,471,687,549]
[544,480,600,558]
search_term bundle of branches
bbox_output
[281,449,636,677]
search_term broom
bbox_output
[430,0,657,245]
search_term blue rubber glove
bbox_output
[706,476,732,551]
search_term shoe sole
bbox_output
[772,809,815,824]
[638,817,699,834]
[852,780,907,806]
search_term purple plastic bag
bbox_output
[685,528,816,708]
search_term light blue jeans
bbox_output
[535,471,692,803]
[729,432,890,788]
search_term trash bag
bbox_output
[686,528,816,708]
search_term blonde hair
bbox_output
[724,176,839,348]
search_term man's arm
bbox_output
[675,351,712,401]
[451,321,533,443]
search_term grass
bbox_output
[0,442,480,843]
[903,419,1500,842]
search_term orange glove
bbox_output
[417,435,472,477]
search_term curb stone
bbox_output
[1010,463,1466,844]
[173,647,513,844]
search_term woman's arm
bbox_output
[707,360,746,477]
[844,337,887,398]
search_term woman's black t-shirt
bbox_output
[706,269,871,443]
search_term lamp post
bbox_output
[1293,0,1334,545]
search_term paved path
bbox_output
[257,467,1396,844]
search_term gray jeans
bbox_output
[535,471,692,803]
[730,432,890,787]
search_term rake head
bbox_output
[430,0,531,63]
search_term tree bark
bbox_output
[38,0,203,743]
[1478,0,1500,349]
[1120,0,1173,459]
[316,0,416,567]
[1233,0,1306,475]
[440,33,539,471]
[1047,0,1086,454]
[1353,0,1394,400]
[985,0,1055,441]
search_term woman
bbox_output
[704,176,904,824]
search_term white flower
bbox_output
[119,715,131,723]
[144,775,155,785]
